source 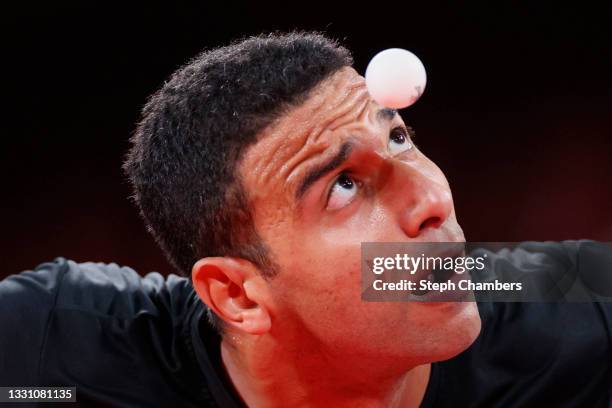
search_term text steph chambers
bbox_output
[372,279,523,292]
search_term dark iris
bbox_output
[338,174,354,189]
[390,128,407,144]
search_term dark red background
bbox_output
[2,2,611,278]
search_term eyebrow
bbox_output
[377,108,398,123]
[295,141,354,201]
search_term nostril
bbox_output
[419,216,442,231]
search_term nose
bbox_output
[394,164,454,238]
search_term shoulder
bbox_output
[0,258,69,384]
[471,240,612,335]
[0,259,204,399]
[439,241,612,406]
[2,257,195,319]
[53,257,194,319]
[471,239,609,266]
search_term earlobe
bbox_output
[191,257,272,335]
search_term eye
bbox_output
[388,126,415,155]
[327,173,360,210]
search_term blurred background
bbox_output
[2,1,611,278]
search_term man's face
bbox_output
[239,67,481,365]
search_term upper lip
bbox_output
[408,241,467,282]
[361,231,467,299]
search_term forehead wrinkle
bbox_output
[283,139,330,191]
[245,124,328,209]
[255,116,327,191]
[257,74,369,186]
[310,82,369,142]
[241,68,372,202]
[281,67,367,142]
[245,96,316,184]
[323,88,370,134]
[277,129,328,189]
[282,83,370,191]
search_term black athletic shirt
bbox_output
[1,241,611,407]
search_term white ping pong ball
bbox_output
[365,48,427,109]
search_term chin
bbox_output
[434,302,482,362]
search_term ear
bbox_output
[191,257,272,335]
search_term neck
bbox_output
[220,332,431,408]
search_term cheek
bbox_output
[280,240,361,301]
[269,237,364,325]
[319,199,405,245]
[268,232,411,344]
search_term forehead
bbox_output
[237,67,386,211]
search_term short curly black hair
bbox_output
[124,32,353,284]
